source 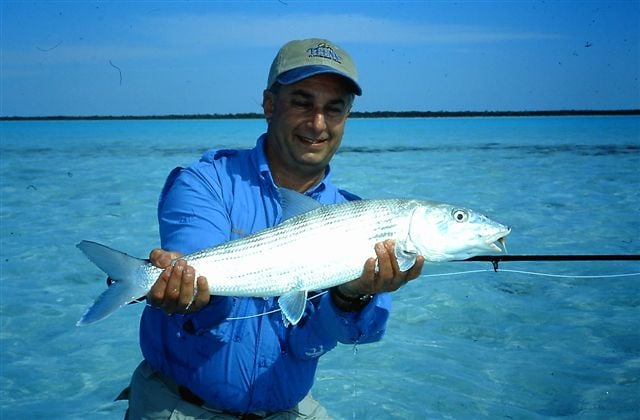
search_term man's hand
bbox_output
[338,239,425,298]
[146,248,210,314]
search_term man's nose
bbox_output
[309,109,327,131]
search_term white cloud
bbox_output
[2,11,563,68]
[136,12,563,48]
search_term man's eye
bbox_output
[291,100,311,109]
[327,107,344,116]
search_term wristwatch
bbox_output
[330,286,373,312]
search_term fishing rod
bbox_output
[461,254,640,271]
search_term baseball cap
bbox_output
[267,38,362,96]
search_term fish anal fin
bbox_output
[278,290,308,327]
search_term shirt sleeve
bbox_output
[158,163,230,255]
[287,292,391,360]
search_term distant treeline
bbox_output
[354,110,639,118]
[1,109,639,121]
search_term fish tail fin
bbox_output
[76,240,149,326]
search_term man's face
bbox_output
[263,73,354,181]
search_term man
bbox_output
[126,38,425,419]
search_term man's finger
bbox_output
[188,276,211,312]
[405,255,425,281]
[177,265,196,309]
[375,240,398,284]
[162,260,186,312]
[384,240,401,273]
[362,257,376,280]
[147,268,170,307]
[149,248,183,269]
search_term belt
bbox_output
[177,385,271,419]
[143,362,275,419]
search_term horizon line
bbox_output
[1,109,639,121]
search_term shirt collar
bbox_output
[252,133,331,196]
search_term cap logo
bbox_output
[306,42,342,64]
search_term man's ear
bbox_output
[263,89,275,122]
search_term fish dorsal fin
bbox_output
[279,188,322,221]
[278,290,308,327]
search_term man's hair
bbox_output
[268,82,283,95]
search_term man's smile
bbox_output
[296,134,329,146]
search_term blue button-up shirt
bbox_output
[139,134,391,413]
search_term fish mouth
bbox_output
[487,229,511,253]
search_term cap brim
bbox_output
[276,65,362,96]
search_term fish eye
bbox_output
[452,209,469,223]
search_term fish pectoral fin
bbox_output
[395,239,419,272]
[278,290,308,327]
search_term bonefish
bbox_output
[77,189,510,326]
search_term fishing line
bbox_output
[225,267,640,321]
[485,268,640,279]
[225,291,330,321]
[465,254,640,262]
[424,269,640,279]
[226,307,283,321]
[422,270,490,278]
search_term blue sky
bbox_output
[1,1,639,117]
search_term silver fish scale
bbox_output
[76,195,510,326]
[179,199,421,297]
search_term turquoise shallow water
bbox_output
[1,116,639,418]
